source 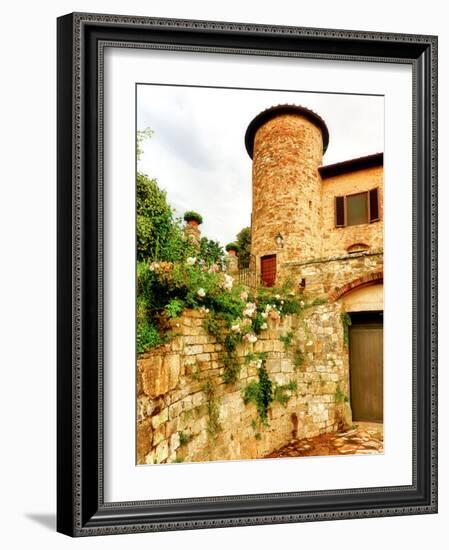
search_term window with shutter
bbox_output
[335,196,345,227]
[334,187,380,227]
[369,188,380,222]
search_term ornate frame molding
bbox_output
[57,12,437,536]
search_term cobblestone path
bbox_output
[264,422,383,459]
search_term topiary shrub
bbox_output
[183,211,203,225]
[225,242,239,252]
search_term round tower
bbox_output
[245,104,329,286]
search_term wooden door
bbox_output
[349,315,383,422]
[260,255,276,287]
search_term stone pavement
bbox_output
[264,422,383,459]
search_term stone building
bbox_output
[244,104,383,425]
[136,104,384,465]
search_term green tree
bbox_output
[236,226,251,268]
[137,172,187,262]
[199,237,225,267]
[136,128,190,262]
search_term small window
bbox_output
[334,188,380,228]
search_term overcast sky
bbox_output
[137,85,384,247]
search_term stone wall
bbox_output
[137,306,350,465]
[283,250,383,300]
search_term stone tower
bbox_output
[245,105,329,285]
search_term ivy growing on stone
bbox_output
[293,347,305,370]
[243,361,273,426]
[202,378,221,437]
[340,312,352,347]
[279,330,294,350]
[273,380,298,406]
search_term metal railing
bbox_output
[236,254,258,289]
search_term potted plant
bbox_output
[183,211,203,227]
[225,242,239,255]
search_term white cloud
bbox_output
[137,85,383,247]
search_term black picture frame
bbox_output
[57,12,438,536]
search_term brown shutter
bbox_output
[369,188,380,222]
[335,196,345,227]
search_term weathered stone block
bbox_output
[152,407,168,430]
[170,431,181,452]
[165,354,181,390]
[185,344,203,355]
[155,440,169,464]
[152,425,166,447]
[137,418,153,464]
[139,355,168,399]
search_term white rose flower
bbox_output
[197,288,206,298]
[261,322,268,330]
[231,324,241,333]
[243,302,257,317]
[186,257,197,266]
[222,274,234,290]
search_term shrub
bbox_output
[136,319,165,354]
[136,258,302,362]
[178,431,190,446]
[183,210,203,224]
[165,298,184,318]
[225,242,239,252]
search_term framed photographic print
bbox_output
[57,12,438,536]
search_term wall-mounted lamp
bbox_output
[275,233,284,249]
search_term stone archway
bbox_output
[328,271,383,303]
